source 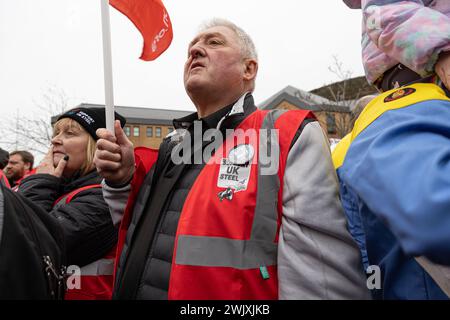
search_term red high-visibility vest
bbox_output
[10,168,35,192]
[118,109,313,299]
[169,109,312,299]
[53,184,116,300]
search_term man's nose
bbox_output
[189,43,205,59]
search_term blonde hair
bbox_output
[53,118,96,176]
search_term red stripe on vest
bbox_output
[0,170,11,188]
[64,275,114,300]
[53,184,102,206]
[114,147,159,285]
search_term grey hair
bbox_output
[199,18,258,61]
[351,94,378,116]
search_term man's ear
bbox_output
[243,59,258,82]
[24,163,31,171]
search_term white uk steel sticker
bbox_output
[217,144,254,192]
[217,159,251,192]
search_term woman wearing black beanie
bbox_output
[17,107,126,300]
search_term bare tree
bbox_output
[307,55,378,138]
[289,56,360,138]
[0,87,69,156]
[326,55,356,102]
[326,55,361,138]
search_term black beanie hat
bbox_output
[57,107,126,140]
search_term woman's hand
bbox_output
[36,147,68,178]
[435,51,450,91]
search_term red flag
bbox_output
[110,0,173,61]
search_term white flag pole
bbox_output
[100,0,115,134]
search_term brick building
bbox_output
[54,77,376,147]
[258,85,353,139]
[52,103,193,149]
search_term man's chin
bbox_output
[185,79,207,96]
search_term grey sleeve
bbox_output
[278,121,371,300]
[101,179,131,227]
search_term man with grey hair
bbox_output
[95,19,369,300]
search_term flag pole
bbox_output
[100,0,115,134]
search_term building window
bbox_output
[326,114,336,134]
[168,127,174,133]
[133,127,140,137]
[156,127,162,138]
[146,127,153,137]
[124,126,131,137]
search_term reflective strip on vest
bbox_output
[176,236,277,269]
[80,258,115,276]
[175,110,287,269]
[252,109,283,242]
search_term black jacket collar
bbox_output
[61,170,101,194]
[172,93,257,131]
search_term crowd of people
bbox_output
[0,0,449,300]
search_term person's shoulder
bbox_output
[288,116,321,150]
[20,172,59,186]
[64,183,105,206]
[296,121,325,143]
[75,170,102,186]
[65,172,103,197]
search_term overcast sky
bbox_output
[0,0,364,149]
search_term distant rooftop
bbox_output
[52,103,194,126]
[258,85,351,113]
[310,76,378,101]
